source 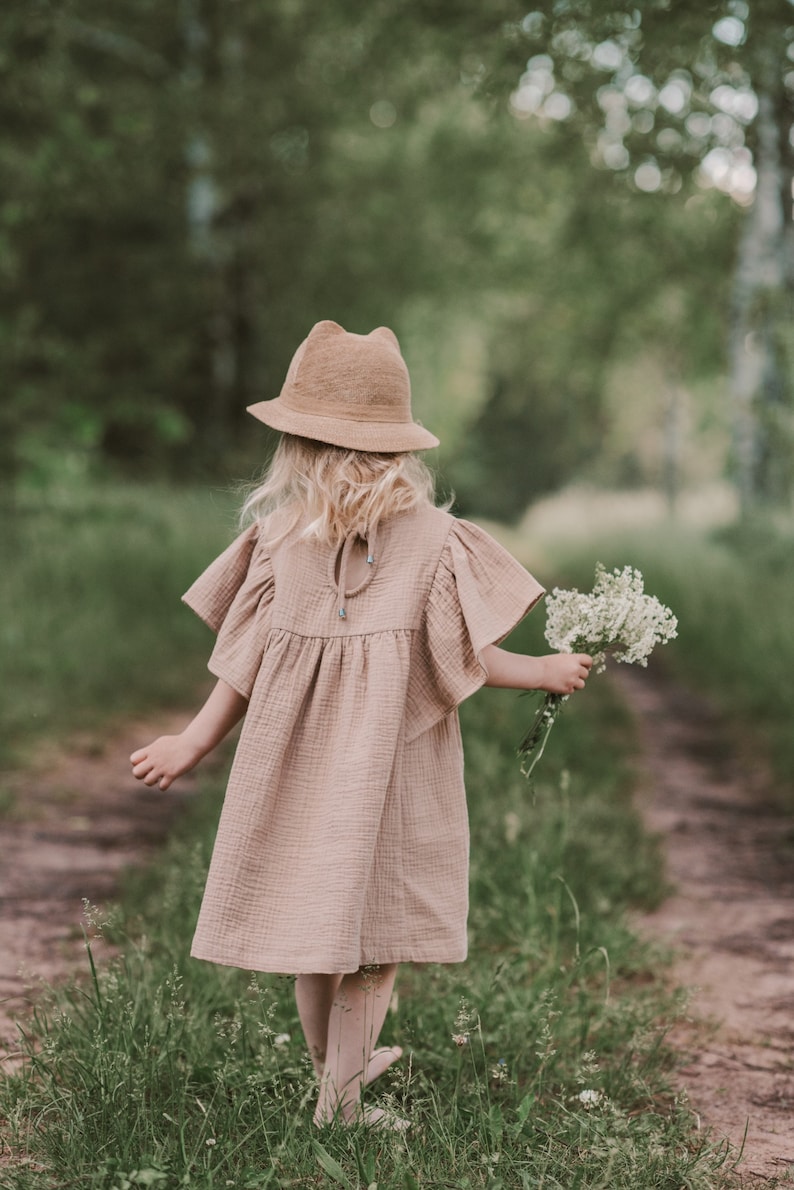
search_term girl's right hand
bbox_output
[130,734,202,791]
[538,652,593,695]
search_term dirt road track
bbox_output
[0,712,199,1060]
[2,678,794,1183]
[621,667,794,1184]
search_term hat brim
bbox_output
[246,398,440,452]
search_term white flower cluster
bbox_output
[544,563,678,673]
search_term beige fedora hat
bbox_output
[246,320,439,452]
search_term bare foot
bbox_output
[314,1100,409,1131]
[365,1045,402,1086]
[312,1047,404,1127]
[311,1044,402,1084]
[348,1104,410,1132]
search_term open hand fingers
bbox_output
[133,762,171,790]
[130,754,152,777]
[130,735,190,791]
[130,745,170,789]
[132,759,161,786]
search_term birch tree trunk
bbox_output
[662,374,684,516]
[728,50,788,512]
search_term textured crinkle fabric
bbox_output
[182,505,544,975]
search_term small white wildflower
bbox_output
[81,899,110,935]
[491,1059,509,1082]
[544,563,677,671]
[576,1049,600,1083]
[454,998,474,1032]
[205,1137,216,1146]
[578,1088,603,1108]
[273,1032,291,1047]
[519,563,677,776]
[451,997,475,1046]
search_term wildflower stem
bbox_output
[518,694,565,779]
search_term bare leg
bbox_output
[295,970,402,1086]
[295,973,343,1076]
[315,963,399,1125]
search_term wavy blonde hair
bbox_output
[241,435,444,546]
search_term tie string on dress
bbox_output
[337,524,378,620]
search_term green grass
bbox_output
[546,514,794,809]
[0,484,740,1186]
[0,482,236,766]
[0,606,734,1188]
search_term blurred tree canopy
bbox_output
[2,1,493,484]
[489,0,794,511]
[1,1,788,518]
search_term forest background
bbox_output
[3,0,792,520]
[3,4,794,1184]
[6,0,794,785]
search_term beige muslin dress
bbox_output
[182,504,544,975]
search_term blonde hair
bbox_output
[241,435,444,546]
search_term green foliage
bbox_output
[0,483,234,765]
[1,1,520,482]
[492,0,788,191]
[452,176,734,520]
[1,0,752,515]
[489,0,794,509]
[0,620,732,1187]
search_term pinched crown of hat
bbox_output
[246,320,439,452]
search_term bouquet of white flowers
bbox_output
[519,563,678,778]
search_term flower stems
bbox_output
[518,693,567,780]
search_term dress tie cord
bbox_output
[337,524,378,620]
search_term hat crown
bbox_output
[246,320,439,452]
[285,321,411,419]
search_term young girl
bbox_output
[130,320,591,1129]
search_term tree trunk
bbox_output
[182,0,243,454]
[662,374,684,516]
[728,60,787,513]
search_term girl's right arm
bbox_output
[481,645,592,695]
[130,678,248,791]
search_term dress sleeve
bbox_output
[182,522,275,699]
[405,519,545,742]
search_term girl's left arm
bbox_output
[130,678,248,791]
[481,644,592,695]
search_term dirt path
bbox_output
[621,667,794,1185]
[2,678,794,1182]
[0,711,208,1062]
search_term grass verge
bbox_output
[0,483,235,768]
[0,608,733,1188]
